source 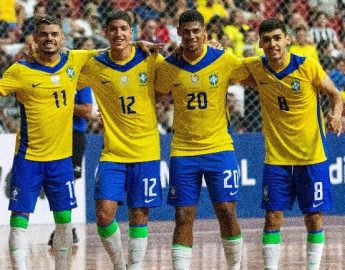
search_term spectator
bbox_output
[223,8,251,57]
[309,11,344,57]
[309,0,337,17]
[289,27,319,61]
[141,19,163,43]
[17,0,37,18]
[329,54,345,93]
[21,2,46,43]
[197,0,229,24]
[133,0,161,22]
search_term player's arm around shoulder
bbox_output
[154,56,171,94]
[0,63,23,96]
[77,58,96,90]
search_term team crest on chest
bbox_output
[291,80,301,93]
[138,72,148,85]
[191,74,199,85]
[66,66,75,78]
[120,75,129,85]
[209,73,218,87]
[50,75,60,86]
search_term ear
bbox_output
[286,35,292,46]
[177,27,181,37]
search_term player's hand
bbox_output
[208,39,223,49]
[327,113,343,136]
[133,41,165,55]
[18,41,38,62]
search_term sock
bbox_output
[222,234,243,270]
[306,230,324,270]
[53,223,73,270]
[171,244,192,270]
[262,230,281,270]
[97,220,126,270]
[128,225,148,270]
[9,215,29,270]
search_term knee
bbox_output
[175,207,195,227]
[305,212,323,231]
[265,211,284,230]
[129,207,149,225]
[96,201,116,226]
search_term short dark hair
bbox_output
[179,9,204,26]
[259,18,286,36]
[35,16,61,31]
[105,11,132,28]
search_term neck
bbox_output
[37,52,60,63]
[110,46,132,61]
[268,51,288,70]
[182,45,204,62]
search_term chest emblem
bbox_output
[120,75,129,85]
[209,73,218,87]
[66,66,75,79]
[191,74,199,85]
[139,72,148,85]
[291,80,301,93]
[50,75,60,86]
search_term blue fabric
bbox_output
[261,53,306,80]
[73,87,92,132]
[95,48,148,72]
[18,52,69,73]
[18,103,28,155]
[261,161,333,214]
[8,154,75,212]
[329,68,345,91]
[95,160,162,208]
[167,151,239,206]
[165,46,225,73]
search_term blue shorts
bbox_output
[8,154,76,213]
[168,151,240,206]
[262,161,333,214]
[95,160,162,208]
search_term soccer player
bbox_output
[77,11,163,270]
[48,87,93,246]
[243,18,343,270]
[155,10,251,270]
[0,16,97,270]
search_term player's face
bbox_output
[34,24,64,55]
[259,29,290,62]
[178,22,205,53]
[105,19,132,51]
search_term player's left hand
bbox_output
[327,113,343,136]
[134,41,165,55]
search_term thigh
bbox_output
[295,161,333,214]
[8,154,44,213]
[168,156,202,207]
[202,151,240,203]
[94,161,127,203]
[126,160,162,208]
[262,164,294,211]
[44,157,75,211]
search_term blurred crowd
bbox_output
[1,0,345,134]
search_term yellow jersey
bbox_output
[156,45,249,157]
[78,47,162,163]
[0,50,96,161]
[243,53,328,165]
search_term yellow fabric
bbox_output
[243,53,327,165]
[0,0,16,23]
[78,48,162,163]
[289,44,320,62]
[0,50,96,161]
[156,45,249,157]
